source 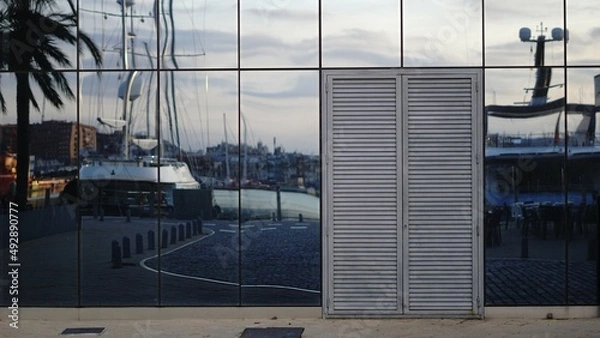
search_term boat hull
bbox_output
[78,158,202,217]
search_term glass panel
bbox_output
[485,0,565,67]
[566,1,600,66]
[239,71,320,305]
[566,68,600,304]
[485,68,567,305]
[158,70,240,305]
[403,0,482,67]
[80,70,158,305]
[322,0,400,67]
[162,0,237,69]
[0,0,78,70]
[241,0,318,68]
[79,0,158,70]
[0,72,78,306]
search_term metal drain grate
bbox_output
[240,327,304,338]
[60,327,106,335]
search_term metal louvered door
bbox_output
[323,70,482,318]
[402,73,482,317]
[324,75,402,317]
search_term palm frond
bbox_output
[65,0,76,15]
[30,71,65,109]
[38,13,78,45]
[37,39,72,68]
[0,0,101,114]
[50,71,75,100]
[28,84,40,111]
[78,32,103,68]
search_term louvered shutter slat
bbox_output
[405,77,477,314]
[329,77,399,315]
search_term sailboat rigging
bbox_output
[78,0,206,217]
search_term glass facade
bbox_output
[403,0,482,67]
[0,0,597,308]
[483,0,599,306]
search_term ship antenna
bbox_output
[519,23,566,106]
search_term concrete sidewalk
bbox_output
[2,317,599,337]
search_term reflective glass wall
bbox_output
[0,71,80,306]
[0,0,598,308]
[484,0,599,306]
[0,0,320,307]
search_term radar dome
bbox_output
[551,28,564,41]
[519,27,531,42]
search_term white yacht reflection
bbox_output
[78,1,203,215]
[485,24,600,206]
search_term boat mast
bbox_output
[519,23,567,145]
[119,0,140,159]
[121,0,128,70]
[519,22,565,106]
[143,42,154,138]
[223,113,230,179]
[531,24,551,105]
[242,113,248,183]
[121,0,128,158]
[168,0,182,159]
[159,0,176,152]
